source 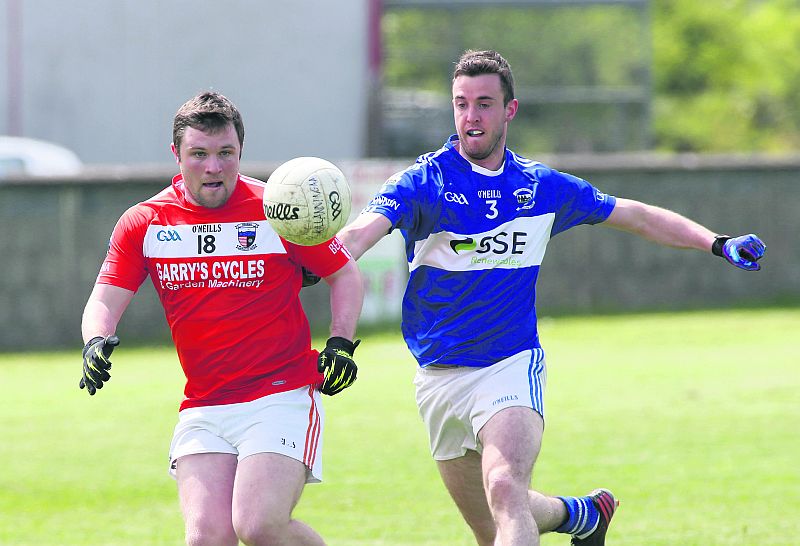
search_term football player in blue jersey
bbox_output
[338,50,765,546]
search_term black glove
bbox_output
[79,335,120,395]
[301,267,322,287]
[317,337,360,395]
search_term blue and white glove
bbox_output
[711,234,766,271]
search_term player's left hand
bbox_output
[712,234,766,271]
[317,337,360,395]
[79,335,120,395]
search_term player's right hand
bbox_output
[712,234,766,271]
[79,335,120,395]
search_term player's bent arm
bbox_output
[337,212,393,261]
[324,259,364,341]
[603,197,717,252]
[81,283,136,343]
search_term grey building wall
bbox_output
[1,155,797,352]
[0,0,369,164]
[536,155,799,315]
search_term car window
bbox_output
[0,136,83,178]
[0,157,26,178]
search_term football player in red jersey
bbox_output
[80,91,363,546]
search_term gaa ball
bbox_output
[263,156,351,246]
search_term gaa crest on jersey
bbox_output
[235,222,258,251]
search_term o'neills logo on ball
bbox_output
[308,175,326,234]
[265,202,300,221]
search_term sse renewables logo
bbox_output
[411,216,553,272]
[449,232,527,255]
[448,232,528,268]
[449,238,477,253]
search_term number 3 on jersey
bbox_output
[485,199,499,219]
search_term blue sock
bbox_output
[555,495,599,538]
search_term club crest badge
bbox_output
[514,183,539,211]
[235,222,258,251]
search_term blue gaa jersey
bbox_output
[364,135,616,368]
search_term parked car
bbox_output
[0,136,83,178]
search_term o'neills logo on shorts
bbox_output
[492,394,519,406]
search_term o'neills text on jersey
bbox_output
[192,224,223,233]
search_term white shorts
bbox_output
[169,385,324,483]
[413,349,546,461]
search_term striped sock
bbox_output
[555,495,600,539]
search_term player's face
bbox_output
[452,74,518,170]
[173,124,241,209]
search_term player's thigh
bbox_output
[437,450,496,540]
[232,452,308,527]
[235,386,324,484]
[478,406,544,485]
[176,453,238,533]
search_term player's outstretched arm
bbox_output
[604,198,716,250]
[603,198,765,270]
[337,212,393,261]
[80,284,135,395]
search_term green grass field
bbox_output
[1,308,797,546]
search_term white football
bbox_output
[263,156,351,246]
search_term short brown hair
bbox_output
[172,91,245,159]
[452,50,515,105]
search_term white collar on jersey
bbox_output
[469,159,505,177]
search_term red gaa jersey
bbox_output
[96,174,351,410]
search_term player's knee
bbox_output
[184,522,238,546]
[233,515,288,546]
[484,467,528,510]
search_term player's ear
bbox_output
[505,98,518,123]
[170,143,180,163]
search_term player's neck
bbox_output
[454,141,505,172]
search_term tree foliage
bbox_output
[382,5,650,155]
[382,1,800,153]
[654,0,800,152]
